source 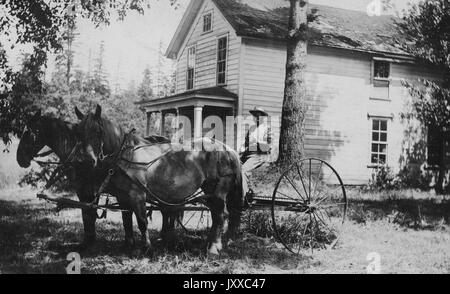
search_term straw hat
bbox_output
[249,107,268,117]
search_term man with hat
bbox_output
[241,107,273,170]
[240,107,274,204]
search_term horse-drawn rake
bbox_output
[39,157,347,255]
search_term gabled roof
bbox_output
[166,0,409,59]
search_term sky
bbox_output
[3,0,417,90]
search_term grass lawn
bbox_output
[0,186,449,274]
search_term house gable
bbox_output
[174,0,241,95]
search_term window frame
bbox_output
[372,58,391,91]
[202,11,213,33]
[216,34,228,86]
[186,44,196,91]
[369,118,389,166]
[373,60,390,80]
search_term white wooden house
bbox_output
[139,0,442,184]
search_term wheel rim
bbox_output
[271,158,347,254]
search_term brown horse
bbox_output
[74,105,244,255]
[16,111,174,249]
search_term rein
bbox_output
[94,129,203,210]
[38,142,81,191]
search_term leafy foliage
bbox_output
[367,165,405,191]
[398,0,450,193]
[0,0,178,144]
[398,0,450,71]
[137,67,154,101]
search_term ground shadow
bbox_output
[347,196,450,229]
[0,197,311,273]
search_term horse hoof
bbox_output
[142,237,152,249]
[79,237,96,250]
[207,242,222,256]
[124,237,135,248]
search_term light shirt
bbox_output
[248,122,269,146]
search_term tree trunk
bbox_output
[277,0,308,169]
[435,134,447,194]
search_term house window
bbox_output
[371,119,388,164]
[374,60,390,79]
[203,13,212,33]
[217,36,228,85]
[186,46,196,90]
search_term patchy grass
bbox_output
[0,186,449,274]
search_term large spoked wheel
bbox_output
[271,158,347,254]
[176,205,211,236]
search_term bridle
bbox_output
[39,142,82,191]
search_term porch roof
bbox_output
[136,87,238,112]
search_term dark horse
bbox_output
[74,105,244,255]
[16,111,99,247]
[16,111,173,248]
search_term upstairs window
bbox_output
[186,46,196,90]
[203,13,212,33]
[217,36,228,85]
[371,119,388,165]
[374,60,390,79]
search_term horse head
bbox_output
[17,110,47,168]
[75,104,124,169]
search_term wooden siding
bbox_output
[240,39,442,184]
[175,0,241,95]
[168,1,443,184]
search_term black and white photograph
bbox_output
[0,0,449,276]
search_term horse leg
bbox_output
[80,207,97,245]
[129,189,151,249]
[206,196,226,256]
[77,189,97,246]
[225,182,243,242]
[160,210,177,247]
[121,211,135,247]
[161,211,169,240]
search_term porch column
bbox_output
[194,106,203,140]
[160,111,166,137]
[146,111,152,137]
[175,108,180,131]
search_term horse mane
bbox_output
[86,113,163,153]
[35,115,78,160]
[144,135,171,144]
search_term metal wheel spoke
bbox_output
[183,211,196,228]
[308,159,312,200]
[317,208,333,225]
[314,185,342,206]
[314,211,334,234]
[296,164,309,200]
[284,175,307,202]
[317,202,347,209]
[272,158,346,256]
[310,161,323,201]
[309,214,314,253]
[275,190,301,202]
[312,213,330,249]
[197,211,205,230]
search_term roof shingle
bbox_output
[213,0,408,55]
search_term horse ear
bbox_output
[95,104,102,119]
[29,110,41,124]
[75,107,84,120]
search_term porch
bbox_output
[137,87,238,148]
